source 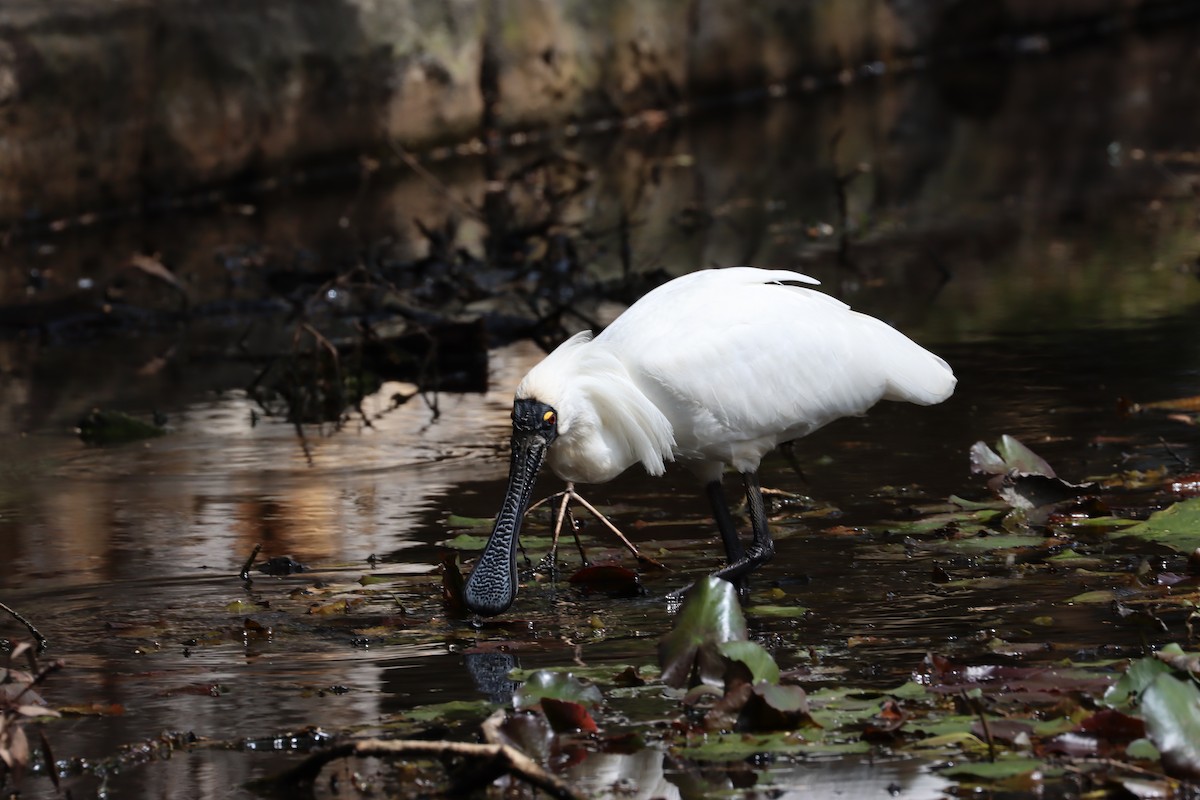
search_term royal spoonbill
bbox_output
[464,267,956,616]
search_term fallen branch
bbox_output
[272,735,583,800]
[0,602,48,652]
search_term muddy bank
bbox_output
[1,0,1197,223]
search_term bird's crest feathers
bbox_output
[518,331,675,478]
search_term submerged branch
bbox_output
[272,736,583,800]
[0,601,48,652]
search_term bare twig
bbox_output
[384,138,483,222]
[960,689,996,762]
[1159,436,1192,469]
[528,484,667,570]
[240,543,263,581]
[0,602,47,652]
[273,736,583,800]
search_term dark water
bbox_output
[3,25,1200,800]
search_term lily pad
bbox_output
[77,408,167,445]
[939,757,1048,780]
[717,640,781,684]
[1118,498,1200,554]
[970,435,1056,478]
[1140,672,1200,780]
[658,577,748,689]
[441,532,556,551]
[746,604,808,619]
[675,731,872,760]
[514,671,603,710]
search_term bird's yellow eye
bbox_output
[543,410,556,425]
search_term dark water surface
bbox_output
[3,25,1200,800]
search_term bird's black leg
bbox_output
[705,479,748,595]
[705,479,745,564]
[711,471,774,585]
[778,440,809,485]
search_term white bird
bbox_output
[464,267,956,616]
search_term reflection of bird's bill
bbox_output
[464,431,549,616]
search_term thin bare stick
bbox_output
[961,689,996,762]
[527,490,565,515]
[566,506,588,566]
[1159,436,1192,469]
[273,736,583,800]
[384,139,484,222]
[0,601,47,652]
[240,543,262,581]
[567,489,668,570]
[549,485,574,557]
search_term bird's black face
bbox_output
[511,397,559,444]
[463,398,558,616]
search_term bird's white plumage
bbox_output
[516,267,956,486]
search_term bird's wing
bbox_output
[597,268,954,469]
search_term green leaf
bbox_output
[1068,589,1120,604]
[1141,672,1200,780]
[949,495,1010,511]
[753,681,808,713]
[514,671,603,711]
[995,435,1057,477]
[400,699,496,723]
[939,757,1047,780]
[746,604,807,619]
[77,409,167,445]
[658,577,748,689]
[1126,738,1162,761]
[675,732,870,760]
[717,640,781,684]
[441,533,555,551]
[881,509,1002,536]
[1118,498,1200,553]
[1104,655,1175,712]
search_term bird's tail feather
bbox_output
[868,320,957,406]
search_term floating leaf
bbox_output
[58,703,125,716]
[939,757,1048,780]
[307,598,362,615]
[1125,395,1200,414]
[676,732,869,760]
[658,577,748,689]
[540,697,599,733]
[514,671,603,735]
[1119,498,1200,554]
[76,408,166,445]
[717,640,781,685]
[399,699,496,723]
[746,604,807,619]
[490,710,554,763]
[970,435,1056,478]
[1153,643,1200,674]
[1104,654,1175,712]
[881,508,1002,536]
[442,533,555,551]
[751,682,810,716]
[514,671,603,711]
[1140,672,1200,780]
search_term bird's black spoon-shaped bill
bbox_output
[463,431,549,616]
